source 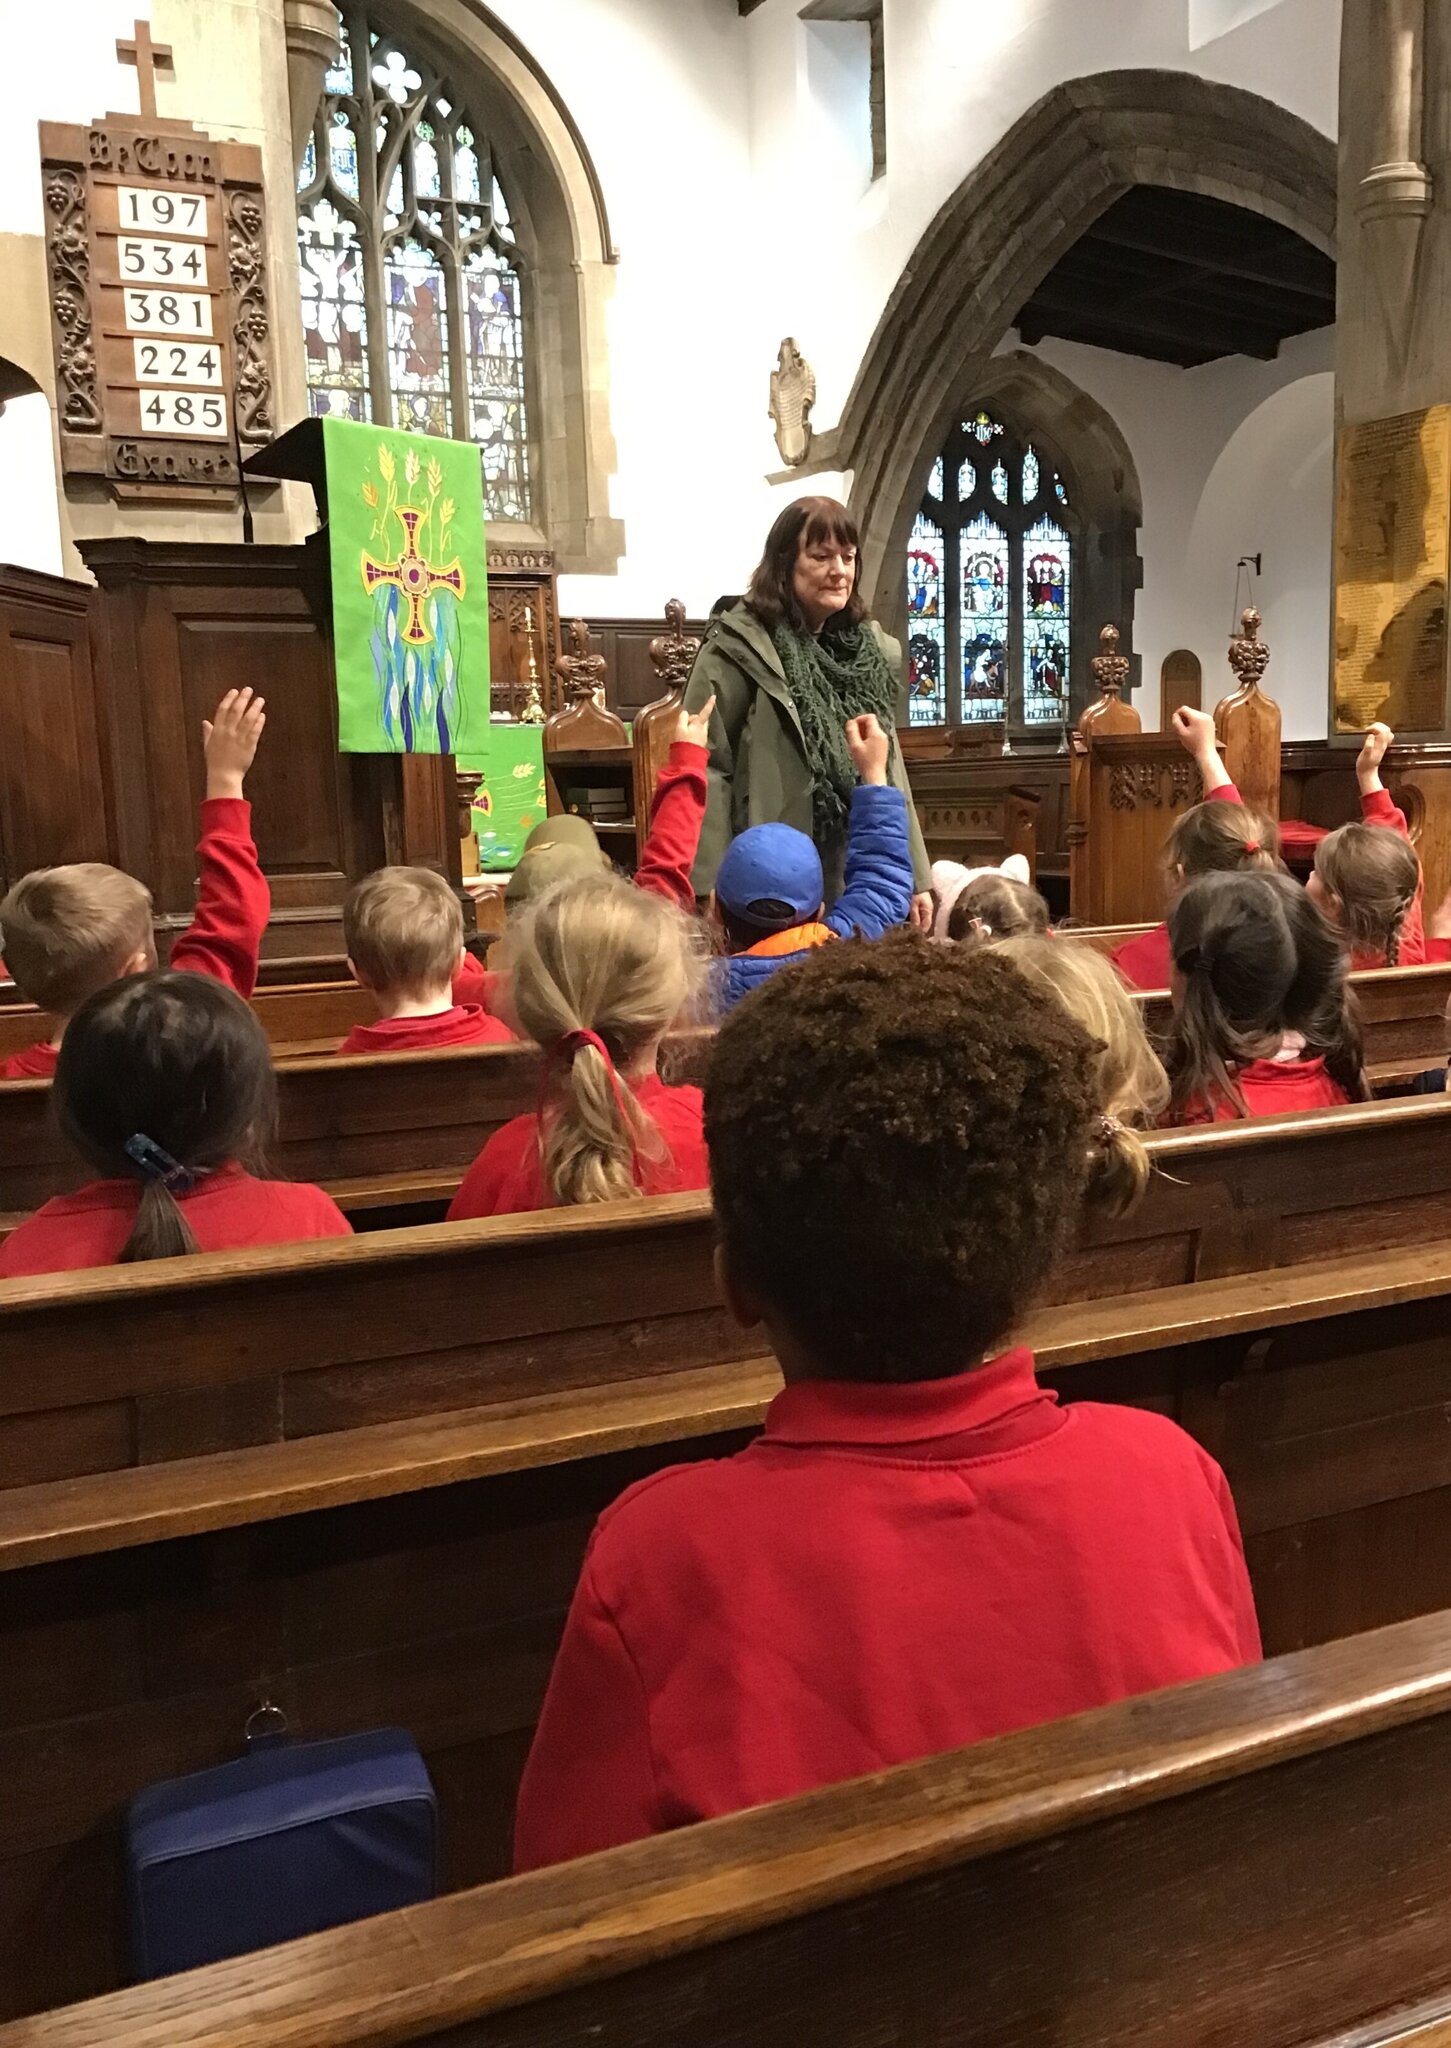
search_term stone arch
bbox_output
[292,0,622,571]
[843,69,1337,614]
[883,350,1144,714]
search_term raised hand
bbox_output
[676,693,716,751]
[1171,706,1218,761]
[202,688,267,801]
[1357,721,1394,792]
[845,711,890,786]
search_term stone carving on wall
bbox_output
[43,168,100,433]
[769,338,816,467]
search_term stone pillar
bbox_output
[1334,0,1450,735]
[284,0,340,171]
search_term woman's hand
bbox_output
[909,892,934,932]
[676,694,716,750]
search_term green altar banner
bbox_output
[323,417,491,754]
[460,724,548,873]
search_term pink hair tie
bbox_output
[1244,840,1260,854]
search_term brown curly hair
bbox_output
[703,932,1101,1382]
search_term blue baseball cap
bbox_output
[716,824,824,930]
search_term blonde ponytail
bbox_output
[997,935,1169,1219]
[505,873,707,1207]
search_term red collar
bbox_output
[762,1347,1049,1447]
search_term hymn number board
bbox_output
[40,93,275,502]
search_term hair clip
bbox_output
[123,1132,195,1194]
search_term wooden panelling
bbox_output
[18,1613,1451,2047]
[0,569,110,892]
[586,615,709,720]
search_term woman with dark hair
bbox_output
[682,497,932,926]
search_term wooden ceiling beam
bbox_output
[1087,224,1333,304]
[1016,289,1284,361]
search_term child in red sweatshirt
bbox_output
[1160,870,1366,1124]
[1112,707,1279,991]
[339,866,517,1055]
[1309,722,1434,968]
[513,934,1260,1870]
[0,971,349,1277]
[0,689,271,1081]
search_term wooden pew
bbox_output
[7,1097,1451,2012]
[0,974,379,1064]
[13,1611,1451,2045]
[0,970,1445,1238]
[0,1033,707,1234]
[1133,959,1451,1088]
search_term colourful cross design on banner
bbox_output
[361,506,465,645]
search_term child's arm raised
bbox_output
[824,713,915,940]
[632,695,713,912]
[1171,706,1238,799]
[169,688,272,997]
[1357,723,1429,962]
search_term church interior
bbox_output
[6,0,1451,2041]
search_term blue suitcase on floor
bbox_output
[126,1706,438,1979]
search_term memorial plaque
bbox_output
[39,24,275,504]
[1333,404,1450,733]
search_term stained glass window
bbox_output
[1022,516,1071,725]
[297,8,532,520]
[904,410,1076,732]
[906,511,946,725]
[961,513,1009,721]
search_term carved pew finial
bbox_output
[1215,607,1280,819]
[1091,623,1130,704]
[1227,606,1271,693]
[647,599,701,694]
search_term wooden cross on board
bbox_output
[117,19,174,121]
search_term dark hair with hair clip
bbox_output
[53,970,277,1263]
[1164,872,1365,1120]
[745,497,867,637]
[946,873,1050,945]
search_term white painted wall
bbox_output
[1020,327,1335,736]
[6,0,1342,706]
[0,395,66,576]
[742,0,1341,426]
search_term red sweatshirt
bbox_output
[0,797,270,1083]
[1111,782,1245,991]
[632,740,708,911]
[513,1346,1260,1870]
[1167,1053,1351,1126]
[0,1162,351,1278]
[336,1005,515,1057]
[446,1072,708,1220]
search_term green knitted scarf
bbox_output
[772,620,898,849]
